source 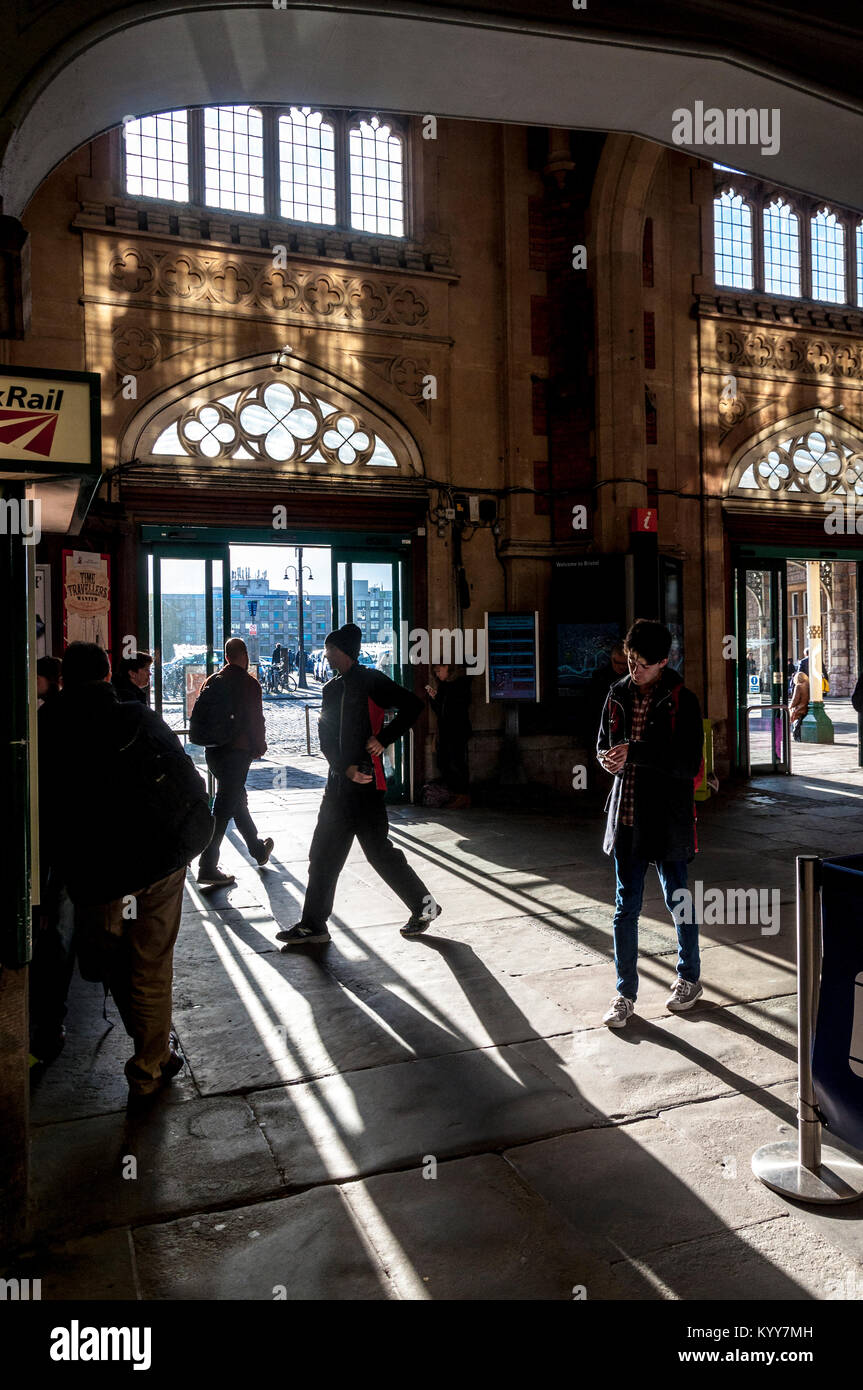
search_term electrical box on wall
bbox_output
[454,494,498,525]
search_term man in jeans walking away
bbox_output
[195,637,273,887]
[278,623,441,947]
[596,619,705,1027]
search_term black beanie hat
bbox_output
[325,623,362,661]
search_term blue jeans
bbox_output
[612,829,700,1001]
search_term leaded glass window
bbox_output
[151,380,399,469]
[203,106,265,214]
[278,108,336,225]
[763,199,801,297]
[348,118,404,237]
[714,191,754,289]
[811,209,846,303]
[733,426,863,497]
[124,111,189,201]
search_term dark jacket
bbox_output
[201,663,267,757]
[320,662,423,791]
[39,680,206,905]
[112,672,148,704]
[853,677,863,714]
[596,668,704,862]
[428,676,472,741]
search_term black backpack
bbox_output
[116,706,214,863]
[188,673,238,748]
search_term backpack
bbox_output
[116,707,214,862]
[189,673,238,748]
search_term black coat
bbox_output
[428,676,472,742]
[319,662,422,791]
[596,669,704,862]
[112,673,148,704]
[39,680,204,904]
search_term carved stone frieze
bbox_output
[111,325,211,374]
[103,245,432,329]
[712,324,863,383]
[356,352,433,417]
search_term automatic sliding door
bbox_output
[148,546,230,763]
[735,561,789,775]
[331,551,409,798]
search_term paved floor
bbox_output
[13,729,863,1301]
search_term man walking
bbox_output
[277,623,440,946]
[195,637,273,887]
[596,619,705,1027]
[40,641,212,1099]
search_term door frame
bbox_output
[732,543,863,773]
[331,545,412,801]
[141,541,231,722]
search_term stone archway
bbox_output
[5,3,863,219]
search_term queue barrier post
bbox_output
[751,854,863,1204]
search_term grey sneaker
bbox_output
[401,901,442,937]
[666,978,704,1011]
[602,994,635,1028]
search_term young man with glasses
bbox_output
[596,619,705,1027]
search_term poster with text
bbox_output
[63,550,111,654]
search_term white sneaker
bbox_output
[602,994,635,1028]
[666,978,704,1011]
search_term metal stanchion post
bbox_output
[752,855,863,1203]
[305,705,311,757]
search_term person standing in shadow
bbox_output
[425,663,472,808]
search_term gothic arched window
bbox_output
[278,108,337,225]
[763,199,801,297]
[713,189,753,289]
[348,117,405,237]
[811,208,846,303]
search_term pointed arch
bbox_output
[726,410,863,502]
[121,352,425,486]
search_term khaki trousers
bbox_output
[84,867,186,1094]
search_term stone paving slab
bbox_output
[1,1228,139,1300]
[172,936,592,1093]
[30,1097,283,1240]
[603,1209,863,1301]
[504,1119,789,1277]
[657,1083,863,1275]
[340,1152,631,1300]
[515,1006,798,1120]
[133,1186,394,1300]
[248,1043,599,1186]
[514,942,796,1034]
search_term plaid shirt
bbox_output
[620,685,654,827]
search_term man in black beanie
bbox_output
[277,622,441,946]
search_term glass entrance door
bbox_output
[147,545,231,766]
[735,561,790,774]
[331,549,411,798]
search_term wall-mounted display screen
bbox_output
[485,612,540,702]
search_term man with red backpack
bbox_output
[596,619,705,1028]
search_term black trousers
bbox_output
[201,747,262,867]
[302,777,429,928]
[437,732,470,794]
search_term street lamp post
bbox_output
[284,549,314,690]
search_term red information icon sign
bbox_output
[630,508,657,533]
